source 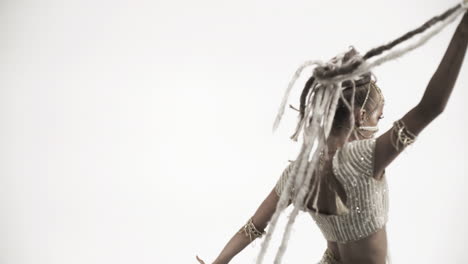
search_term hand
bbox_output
[196,255,206,264]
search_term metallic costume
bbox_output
[276,138,389,263]
[312,138,389,243]
[275,138,389,243]
[257,74,415,262]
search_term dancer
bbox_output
[197,2,468,264]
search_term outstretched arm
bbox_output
[223,189,283,264]
[374,10,468,177]
[196,188,287,264]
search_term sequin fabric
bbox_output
[316,248,341,264]
[275,138,389,243]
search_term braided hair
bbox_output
[258,3,467,264]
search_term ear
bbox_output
[355,109,366,126]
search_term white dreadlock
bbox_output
[256,4,466,264]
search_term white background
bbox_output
[1,0,468,263]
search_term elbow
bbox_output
[416,102,446,120]
[430,104,446,117]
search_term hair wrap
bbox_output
[258,4,467,264]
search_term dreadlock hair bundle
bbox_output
[257,3,467,264]
[312,4,464,83]
[272,60,325,133]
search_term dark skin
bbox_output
[197,10,468,264]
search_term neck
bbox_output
[327,126,362,150]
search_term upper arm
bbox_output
[374,104,440,178]
[250,188,282,232]
[251,163,294,231]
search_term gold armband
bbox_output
[391,119,417,151]
[239,218,265,241]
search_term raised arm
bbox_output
[374,11,468,177]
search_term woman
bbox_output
[196,5,468,264]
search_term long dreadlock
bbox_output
[258,3,467,264]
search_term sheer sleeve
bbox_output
[274,161,296,197]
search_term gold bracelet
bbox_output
[239,218,265,241]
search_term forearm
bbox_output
[419,12,468,115]
[211,188,284,264]
[213,201,275,264]
[212,229,254,264]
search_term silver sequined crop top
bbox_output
[274,138,389,243]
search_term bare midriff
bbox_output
[326,226,388,264]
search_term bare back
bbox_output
[306,147,388,264]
